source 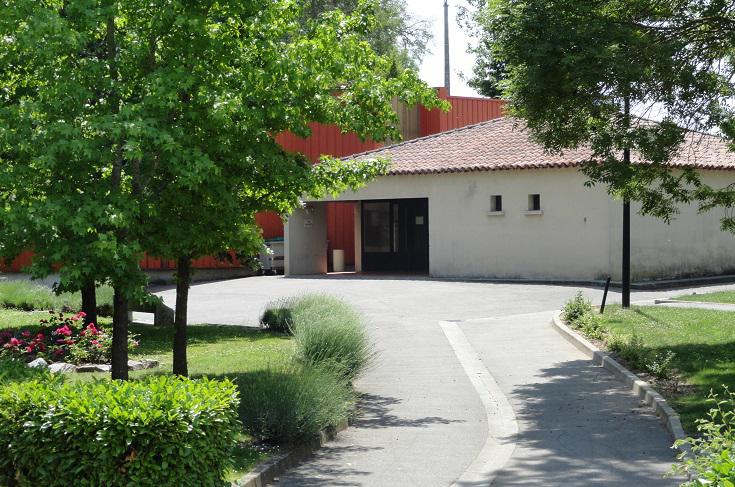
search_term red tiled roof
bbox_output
[347,117,735,175]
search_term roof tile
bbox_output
[347,117,735,175]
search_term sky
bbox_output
[405,0,481,98]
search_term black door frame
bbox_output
[360,198,429,274]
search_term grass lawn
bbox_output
[0,280,114,313]
[0,308,293,480]
[676,289,735,305]
[597,305,735,430]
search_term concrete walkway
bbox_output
[156,276,735,486]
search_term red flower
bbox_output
[21,330,31,338]
[35,333,45,341]
[54,325,72,337]
[25,345,34,353]
[9,337,21,346]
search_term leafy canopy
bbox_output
[0,0,445,290]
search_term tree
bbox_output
[302,0,432,71]
[466,0,735,306]
[0,0,445,378]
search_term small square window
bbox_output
[490,195,503,212]
[528,194,541,211]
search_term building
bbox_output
[259,89,504,271]
[285,117,735,281]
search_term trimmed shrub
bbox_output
[0,281,114,316]
[0,376,240,487]
[260,298,294,334]
[673,388,735,485]
[290,294,374,381]
[235,363,354,444]
[561,291,593,325]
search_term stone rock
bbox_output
[49,362,76,374]
[27,358,49,369]
[128,359,159,371]
[76,364,111,373]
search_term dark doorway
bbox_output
[361,198,429,273]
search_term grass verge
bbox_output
[676,290,735,305]
[589,304,735,431]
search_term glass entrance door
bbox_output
[361,198,429,273]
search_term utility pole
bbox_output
[444,0,450,95]
[622,95,631,308]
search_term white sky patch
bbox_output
[405,0,482,97]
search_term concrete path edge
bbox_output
[439,321,519,486]
[234,419,349,487]
[551,312,686,443]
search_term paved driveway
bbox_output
[157,276,734,486]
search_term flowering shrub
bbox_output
[0,311,137,364]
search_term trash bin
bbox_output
[332,249,345,272]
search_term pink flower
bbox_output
[35,333,45,341]
[25,345,33,353]
[9,337,21,346]
[54,325,72,337]
[21,330,31,338]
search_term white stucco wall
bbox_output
[315,168,735,281]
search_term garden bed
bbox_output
[0,292,372,484]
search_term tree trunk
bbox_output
[173,256,191,377]
[81,280,97,326]
[111,288,129,380]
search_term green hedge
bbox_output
[0,376,240,487]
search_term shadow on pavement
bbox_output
[489,360,680,487]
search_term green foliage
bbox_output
[576,312,605,341]
[0,376,240,487]
[674,388,735,486]
[0,281,113,316]
[467,0,735,228]
[235,363,354,444]
[646,350,677,381]
[0,0,445,377]
[0,359,61,385]
[290,294,374,381]
[301,0,431,71]
[616,333,647,369]
[561,292,593,325]
[260,299,294,334]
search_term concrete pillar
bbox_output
[353,202,362,272]
[285,203,328,275]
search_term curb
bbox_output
[551,312,687,442]
[234,418,350,487]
